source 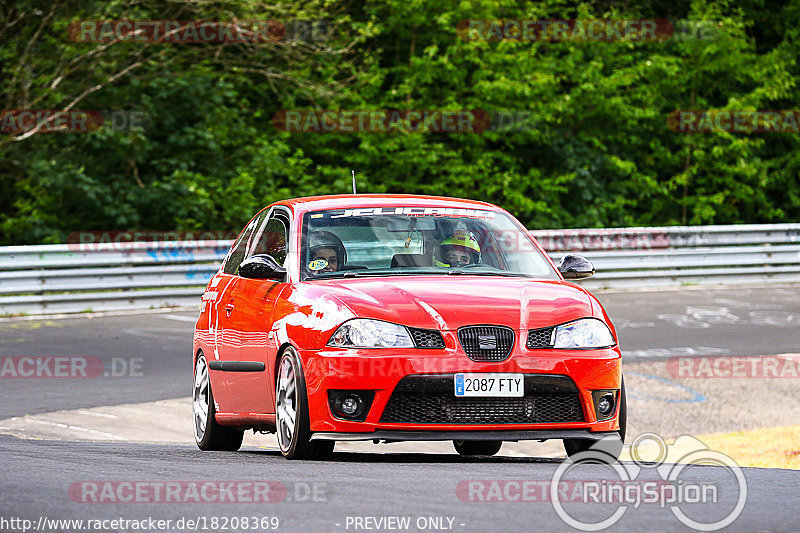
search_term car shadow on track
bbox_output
[239,449,566,464]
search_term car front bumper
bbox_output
[310,429,620,442]
[298,345,622,436]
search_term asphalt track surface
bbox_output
[1,284,799,532]
[1,435,797,532]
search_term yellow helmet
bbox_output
[434,232,481,267]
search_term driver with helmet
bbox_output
[434,231,481,267]
[308,231,346,274]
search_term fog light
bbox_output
[592,389,617,421]
[598,394,614,416]
[340,395,360,416]
[328,390,375,422]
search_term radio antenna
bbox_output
[351,170,357,194]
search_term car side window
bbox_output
[223,210,269,275]
[249,213,289,266]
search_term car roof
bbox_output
[275,194,501,215]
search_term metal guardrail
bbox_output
[0,241,230,315]
[530,224,800,290]
[530,223,800,251]
[0,224,798,315]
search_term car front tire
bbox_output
[275,347,334,460]
[193,352,244,451]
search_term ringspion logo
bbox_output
[457,434,747,531]
[552,434,746,531]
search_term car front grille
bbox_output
[380,374,585,425]
[526,326,555,348]
[457,325,515,362]
[408,327,445,348]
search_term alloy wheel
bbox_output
[276,354,298,451]
[193,355,210,442]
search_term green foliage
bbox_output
[1,0,799,244]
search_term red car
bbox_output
[192,195,625,460]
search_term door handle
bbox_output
[225,303,234,316]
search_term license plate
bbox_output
[454,373,524,397]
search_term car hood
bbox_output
[313,276,596,331]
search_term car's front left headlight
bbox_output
[328,318,414,348]
[553,318,615,349]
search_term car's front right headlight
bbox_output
[328,319,414,348]
[553,318,615,349]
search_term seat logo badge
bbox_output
[478,335,497,350]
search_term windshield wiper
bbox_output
[316,271,363,279]
[313,270,529,280]
[448,270,529,277]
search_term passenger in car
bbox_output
[308,231,347,273]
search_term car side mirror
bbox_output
[238,254,287,281]
[558,254,595,280]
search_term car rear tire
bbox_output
[453,440,503,456]
[276,347,334,460]
[563,377,627,463]
[193,352,244,451]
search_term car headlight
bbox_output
[328,319,414,348]
[553,318,615,349]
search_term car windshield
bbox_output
[300,206,558,280]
